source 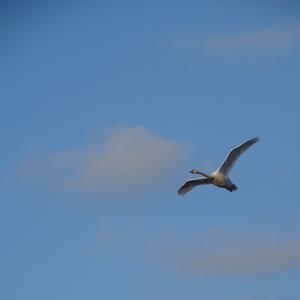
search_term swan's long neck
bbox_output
[192,170,212,179]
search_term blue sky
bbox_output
[1,1,300,299]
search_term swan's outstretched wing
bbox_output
[177,178,211,196]
[217,137,259,175]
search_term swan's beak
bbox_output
[190,169,198,174]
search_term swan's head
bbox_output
[190,169,200,174]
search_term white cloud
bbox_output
[207,22,300,54]
[19,127,186,196]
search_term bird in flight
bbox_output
[177,137,259,195]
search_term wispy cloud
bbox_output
[91,225,300,277]
[207,22,300,54]
[164,22,300,56]
[161,229,300,276]
[19,127,186,196]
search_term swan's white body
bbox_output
[211,171,226,186]
[177,137,259,195]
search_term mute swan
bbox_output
[177,137,259,195]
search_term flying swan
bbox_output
[177,137,259,195]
